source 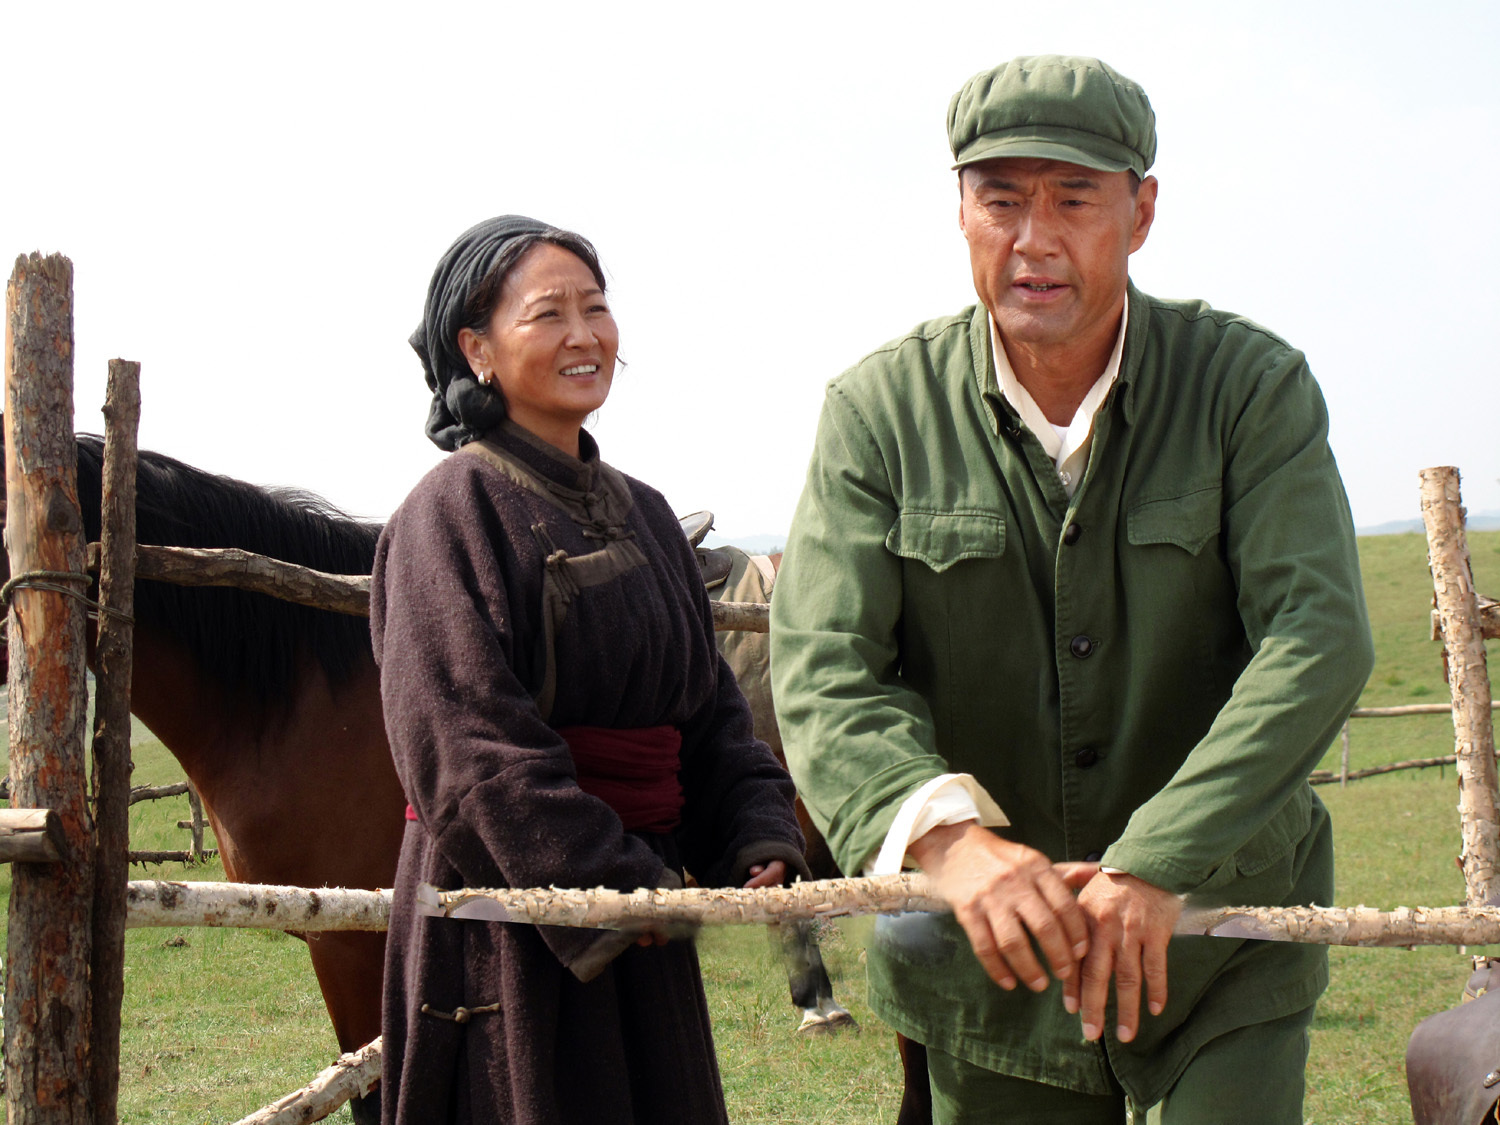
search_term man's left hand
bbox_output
[1068,871,1182,1043]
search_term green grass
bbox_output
[1,530,1497,1122]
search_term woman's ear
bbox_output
[457,326,490,380]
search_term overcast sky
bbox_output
[3,1,1495,540]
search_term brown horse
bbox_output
[5,435,879,1125]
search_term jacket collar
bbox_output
[972,280,1147,429]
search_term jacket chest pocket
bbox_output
[1126,483,1222,555]
[885,509,1006,571]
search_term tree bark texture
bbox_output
[227,1037,382,1125]
[87,542,770,632]
[125,880,392,931]
[1421,466,1499,906]
[88,357,139,1125]
[4,253,93,1125]
[1433,596,1499,642]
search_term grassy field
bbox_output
[1,529,1496,1123]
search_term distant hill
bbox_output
[1360,510,1500,536]
[701,532,785,554]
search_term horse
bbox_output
[1,434,868,1124]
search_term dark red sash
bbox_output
[558,724,684,833]
[403,725,683,833]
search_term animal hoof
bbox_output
[796,1012,834,1036]
[824,1007,860,1033]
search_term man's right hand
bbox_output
[908,822,1097,993]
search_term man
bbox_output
[770,55,1373,1123]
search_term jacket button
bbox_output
[1074,747,1099,769]
[1063,523,1082,545]
[1084,851,1104,863]
[1069,634,1094,658]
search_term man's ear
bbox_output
[1128,175,1158,254]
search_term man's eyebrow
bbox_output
[973,175,1020,192]
[1057,176,1102,190]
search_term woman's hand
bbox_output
[743,860,789,889]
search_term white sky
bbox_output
[3,0,1495,539]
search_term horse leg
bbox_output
[302,930,386,1125]
[777,920,858,1035]
[895,1033,933,1125]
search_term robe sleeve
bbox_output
[371,466,666,976]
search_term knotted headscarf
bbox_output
[414,214,550,451]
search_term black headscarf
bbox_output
[413,214,550,452]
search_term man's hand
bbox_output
[1069,871,1182,1043]
[909,822,1097,992]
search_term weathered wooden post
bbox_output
[88,358,140,1124]
[1420,466,1499,907]
[4,253,94,1122]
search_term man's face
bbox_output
[959,158,1156,355]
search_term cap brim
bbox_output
[951,136,1135,175]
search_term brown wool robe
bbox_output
[371,420,807,1125]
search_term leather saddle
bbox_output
[677,510,733,591]
[1408,959,1500,1124]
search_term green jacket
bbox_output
[769,285,1374,1104]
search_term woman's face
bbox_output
[462,242,619,453]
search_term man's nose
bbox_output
[1012,207,1061,258]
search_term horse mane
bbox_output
[73,436,383,711]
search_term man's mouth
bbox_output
[560,364,599,377]
[1017,282,1064,292]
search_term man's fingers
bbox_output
[1112,943,1144,1043]
[993,907,1051,992]
[1078,944,1113,1041]
[953,909,1017,991]
[1061,965,1082,1015]
[1038,868,1092,961]
[1018,878,1085,981]
[1144,936,1169,1017]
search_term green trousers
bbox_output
[926,1006,1315,1124]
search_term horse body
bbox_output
[125,629,398,1056]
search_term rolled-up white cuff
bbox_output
[865,774,1008,876]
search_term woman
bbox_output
[371,215,809,1125]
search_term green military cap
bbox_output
[947,55,1156,177]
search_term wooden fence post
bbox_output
[1420,466,1499,906]
[88,358,140,1124]
[4,253,94,1123]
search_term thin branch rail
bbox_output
[228,1036,382,1125]
[120,876,1500,948]
[86,542,768,632]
